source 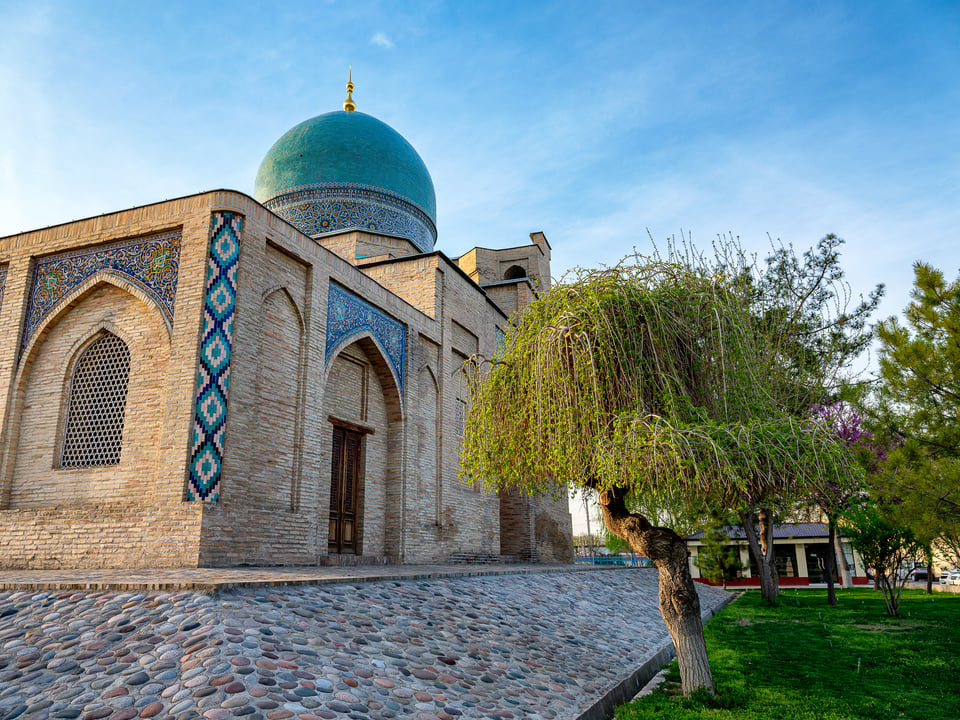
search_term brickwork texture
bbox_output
[0,190,573,569]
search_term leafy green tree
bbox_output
[740,235,882,601]
[843,500,922,616]
[873,262,960,561]
[695,518,745,588]
[461,240,865,695]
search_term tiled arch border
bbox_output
[325,282,405,403]
[19,229,182,359]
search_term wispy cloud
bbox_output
[370,32,394,49]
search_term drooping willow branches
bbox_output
[461,244,866,511]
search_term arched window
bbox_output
[60,332,131,468]
[503,265,527,280]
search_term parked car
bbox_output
[910,568,935,583]
[896,562,924,581]
[940,569,954,585]
[951,570,960,586]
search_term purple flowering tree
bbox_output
[811,402,881,604]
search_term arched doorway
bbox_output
[321,335,403,559]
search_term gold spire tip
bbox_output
[344,68,356,112]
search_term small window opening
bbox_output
[503,265,527,280]
[456,397,468,443]
[60,332,131,468]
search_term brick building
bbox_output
[0,83,573,569]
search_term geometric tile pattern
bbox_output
[187,212,242,502]
[266,183,437,253]
[21,229,182,356]
[325,282,405,401]
[0,264,6,313]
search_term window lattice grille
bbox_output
[61,333,131,468]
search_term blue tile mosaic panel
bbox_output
[21,229,182,356]
[267,184,436,253]
[325,282,405,400]
[187,212,242,502]
[0,265,7,312]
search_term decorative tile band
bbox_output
[262,181,436,227]
[21,229,182,356]
[187,212,242,502]
[0,265,7,312]
[266,185,436,253]
[325,282,405,401]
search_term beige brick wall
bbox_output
[455,238,550,292]
[317,232,420,266]
[0,194,229,567]
[0,503,204,569]
[6,282,171,507]
[361,255,443,319]
[0,190,572,568]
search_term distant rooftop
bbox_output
[686,522,829,541]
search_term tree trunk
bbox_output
[740,507,779,604]
[758,508,780,600]
[833,529,852,588]
[599,488,714,696]
[825,517,838,606]
[878,572,899,616]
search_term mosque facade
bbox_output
[0,82,573,569]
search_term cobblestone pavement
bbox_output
[0,568,730,720]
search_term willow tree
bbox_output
[461,250,858,696]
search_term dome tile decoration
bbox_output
[255,101,437,252]
[269,183,436,252]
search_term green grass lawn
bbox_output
[616,588,960,720]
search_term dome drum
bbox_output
[264,182,437,252]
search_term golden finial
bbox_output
[344,68,356,112]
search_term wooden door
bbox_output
[329,426,361,554]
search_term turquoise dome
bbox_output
[254,111,437,251]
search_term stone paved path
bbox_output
[0,568,729,720]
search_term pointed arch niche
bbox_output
[321,335,403,560]
[249,287,305,510]
[1,276,171,509]
[416,365,441,529]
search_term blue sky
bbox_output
[2,0,958,350]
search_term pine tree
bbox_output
[874,263,960,548]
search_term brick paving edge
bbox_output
[573,589,740,720]
[0,562,610,594]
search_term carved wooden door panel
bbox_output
[328,427,361,554]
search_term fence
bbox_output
[574,553,654,567]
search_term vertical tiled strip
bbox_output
[187,212,242,501]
